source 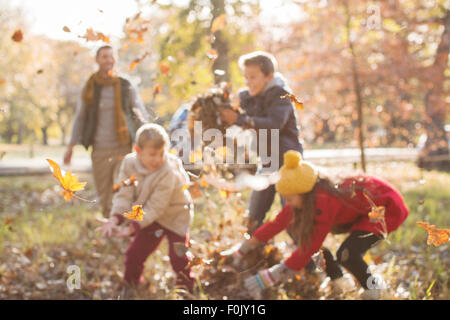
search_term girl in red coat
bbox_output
[230,150,409,299]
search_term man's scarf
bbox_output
[82,72,131,145]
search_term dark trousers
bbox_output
[322,231,383,289]
[247,183,285,234]
[124,222,194,291]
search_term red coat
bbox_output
[253,175,409,271]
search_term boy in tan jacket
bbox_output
[96,123,195,293]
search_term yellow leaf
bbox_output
[123,205,145,221]
[211,14,226,33]
[199,176,209,188]
[46,159,86,202]
[190,149,203,163]
[46,158,64,182]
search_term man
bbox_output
[64,45,149,217]
[220,51,303,234]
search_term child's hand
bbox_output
[114,223,135,238]
[220,109,238,125]
[95,216,120,238]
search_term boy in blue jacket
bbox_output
[220,51,303,234]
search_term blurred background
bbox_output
[0,0,448,169]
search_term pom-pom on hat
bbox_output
[275,150,318,195]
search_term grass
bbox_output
[0,162,448,299]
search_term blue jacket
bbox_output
[237,73,303,169]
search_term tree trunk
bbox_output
[41,127,48,145]
[211,0,230,84]
[344,2,366,172]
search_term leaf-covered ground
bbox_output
[0,162,448,300]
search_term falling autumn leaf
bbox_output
[129,51,149,71]
[11,30,23,42]
[211,14,226,33]
[36,69,44,75]
[363,191,388,237]
[152,83,162,99]
[417,222,450,247]
[63,26,71,33]
[107,70,117,78]
[46,158,87,202]
[79,28,110,43]
[122,174,137,186]
[207,49,218,60]
[281,94,304,110]
[5,217,14,225]
[199,176,209,188]
[159,62,170,75]
[0,79,5,86]
[123,205,145,221]
[186,181,202,198]
[368,205,385,223]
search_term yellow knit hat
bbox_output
[275,150,318,195]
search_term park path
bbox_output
[0,148,418,176]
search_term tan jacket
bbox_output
[110,152,193,236]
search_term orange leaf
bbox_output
[79,28,109,43]
[121,174,137,186]
[0,79,5,86]
[46,158,86,202]
[211,14,226,33]
[368,206,385,223]
[5,217,13,225]
[159,62,170,75]
[129,61,138,71]
[123,205,145,221]
[152,83,162,99]
[107,70,117,78]
[11,30,23,42]
[113,184,121,193]
[207,49,218,60]
[63,26,71,33]
[129,51,149,71]
[187,182,202,198]
[417,221,450,247]
[281,94,304,110]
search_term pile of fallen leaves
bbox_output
[187,82,235,137]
